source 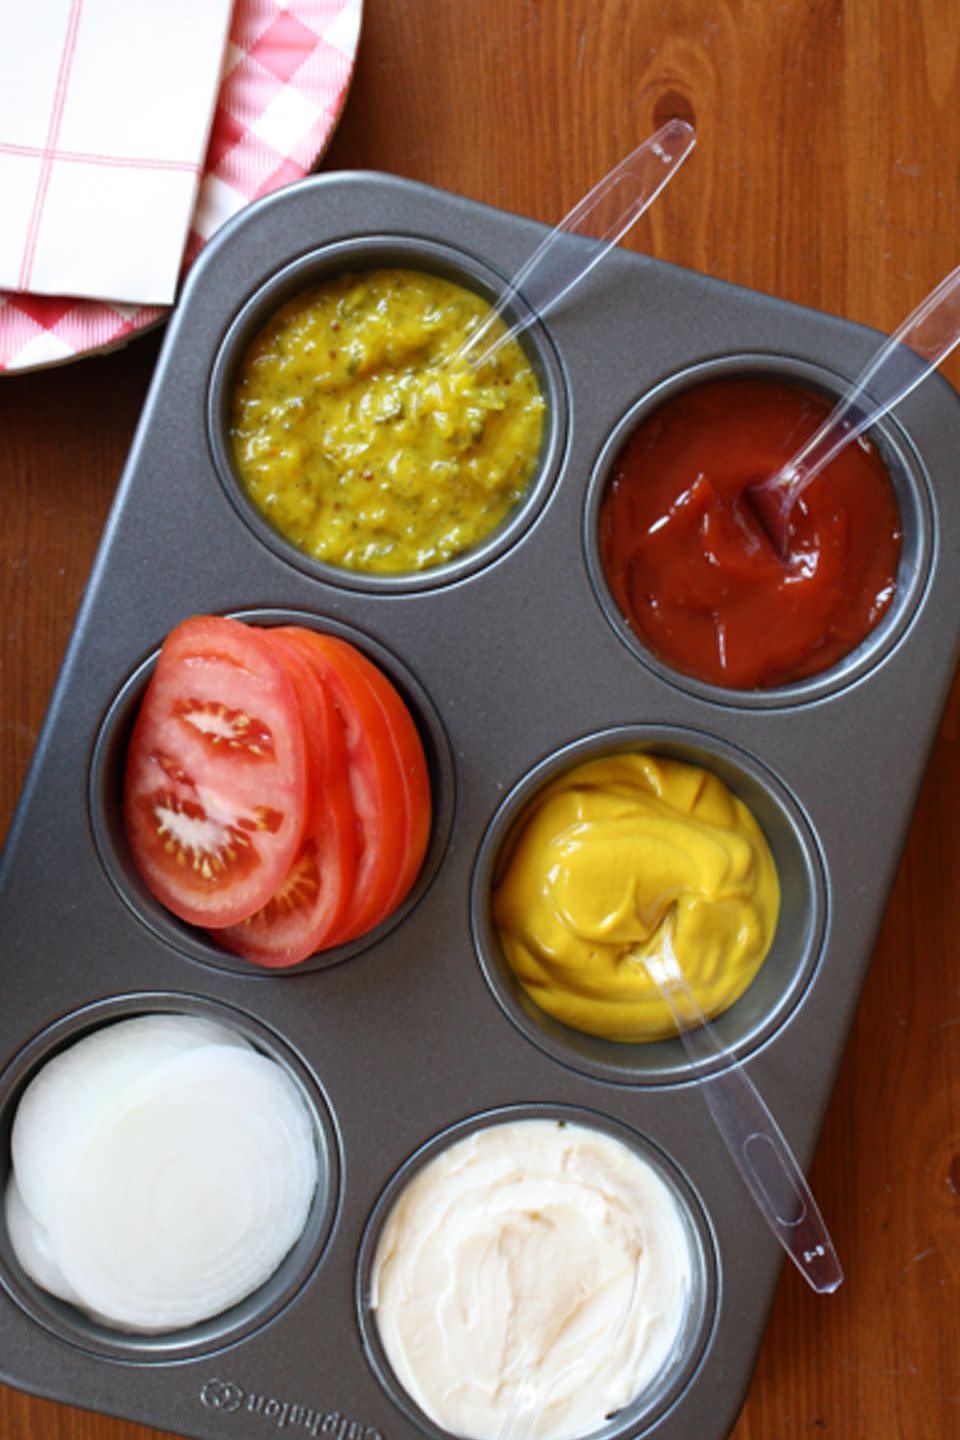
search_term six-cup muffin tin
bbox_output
[2,171,960,1440]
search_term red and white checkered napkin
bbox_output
[0,0,363,374]
[0,0,233,306]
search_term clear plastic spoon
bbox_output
[748,259,960,552]
[634,921,843,1295]
[499,916,841,1440]
[451,118,696,370]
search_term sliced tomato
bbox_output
[214,634,358,968]
[275,627,431,944]
[325,637,431,916]
[372,683,432,915]
[124,616,308,928]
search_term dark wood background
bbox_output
[2,0,959,1435]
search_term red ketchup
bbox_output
[599,377,903,689]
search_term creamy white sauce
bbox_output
[370,1119,694,1440]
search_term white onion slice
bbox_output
[4,1175,81,1305]
[12,1014,251,1230]
[49,1044,318,1332]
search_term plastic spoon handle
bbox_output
[639,929,843,1295]
[454,119,696,368]
[752,258,960,545]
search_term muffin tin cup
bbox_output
[584,352,935,710]
[0,992,340,1363]
[355,1103,718,1440]
[3,171,960,1440]
[472,725,826,1087]
[207,236,570,595]
[88,608,456,977]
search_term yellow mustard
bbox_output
[492,753,780,1042]
[229,268,545,574]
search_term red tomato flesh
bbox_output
[275,628,431,945]
[124,616,308,928]
[326,637,431,916]
[214,634,359,967]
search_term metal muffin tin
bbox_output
[2,171,960,1440]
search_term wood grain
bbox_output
[2,0,959,1436]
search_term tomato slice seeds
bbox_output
[123,615,432,968]
[215,634,359,967]
[124,617,308,929]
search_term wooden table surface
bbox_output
[2,1,959,1436]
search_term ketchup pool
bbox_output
[598,377,904,690]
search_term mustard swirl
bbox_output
[493,753,780,1042]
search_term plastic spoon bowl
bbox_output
[450,118,697,370]
[634,922,843,1295]
[748,259,960,553]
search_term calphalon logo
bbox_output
[200,1378,386,1440]
[201,1380,245,1414]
